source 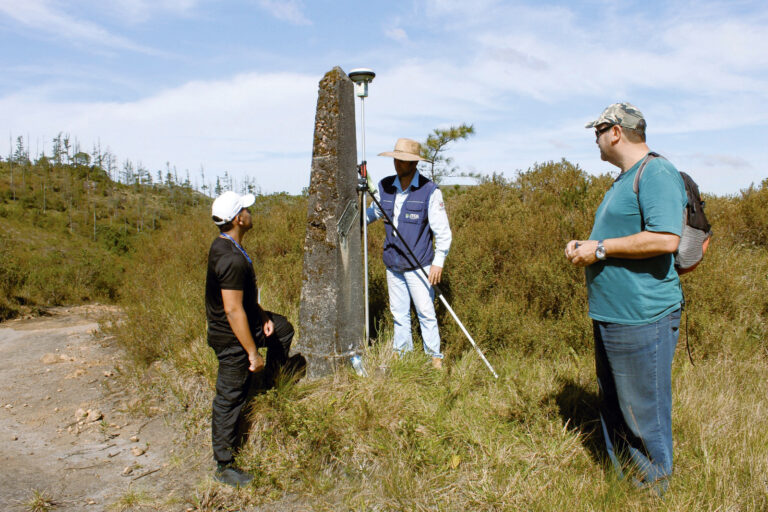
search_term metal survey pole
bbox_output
[349,68,375,345]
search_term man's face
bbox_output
[394,158,418,178]
[594,123,614,162]
[236,207,253,231]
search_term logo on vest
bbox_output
[405,213,420,220]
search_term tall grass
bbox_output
[115,161,768,510]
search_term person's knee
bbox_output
[391,312,410,325]
[213,387,247,408]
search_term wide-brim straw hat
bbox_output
[378,138,428,162]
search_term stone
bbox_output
[130,435,140,442]
[296,67,365,379]
[40,353,58,364]
[131,446,146,456]
[86,409,103,423]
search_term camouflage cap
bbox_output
[585,102,645,129]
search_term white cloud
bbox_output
[0,0,157,54]
[257,0,311,25]
[385,27,408,42]
[102,0,201,23]
[0,72,320,193]
[691,154,752,170]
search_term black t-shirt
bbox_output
[205,236,263,346]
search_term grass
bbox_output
[107,162,768,510]
[112,489,153,511]
[24,489,58,512]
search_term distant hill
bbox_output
[0,146,209,320]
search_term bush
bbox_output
[116,161,768,365]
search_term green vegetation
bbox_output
[112,159,768,510]
[420,123,476,184]
[0,135,206,320]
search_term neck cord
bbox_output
[220,233,252,265]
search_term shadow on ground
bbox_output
[551,378,604,466]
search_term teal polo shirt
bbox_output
[586,154,687,325]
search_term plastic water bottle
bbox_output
[350,355,368,377]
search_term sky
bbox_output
[0,0,766,196]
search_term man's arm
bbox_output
[221,289,265,372]
[565,231,680,267]
[427,189,452,285]
[567,159,684,267]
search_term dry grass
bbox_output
[113,163,768,510]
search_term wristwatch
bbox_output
[595,240,607,261]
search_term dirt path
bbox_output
[0,305,204,511]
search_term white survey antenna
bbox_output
[348,68,375,98]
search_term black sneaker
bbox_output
[215,463,254,487]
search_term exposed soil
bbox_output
[0,305,206,511]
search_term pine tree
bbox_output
[420,123,475,184]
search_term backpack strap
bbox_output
[632,151,664,194]
[632,152,664,228]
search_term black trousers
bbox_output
[209,311,293,464]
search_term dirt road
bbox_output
[0,305,203,511]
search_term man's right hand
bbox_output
[248,351,265,373]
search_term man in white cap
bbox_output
[367,138,452,369]
[565,103,687,494]
[205,191,295,486]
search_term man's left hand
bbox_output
[428,265,443,285]
[565,240,599,267]
[263,319,274,337]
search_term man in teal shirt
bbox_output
[565,102,686,494]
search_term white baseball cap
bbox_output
[211,191,256,225]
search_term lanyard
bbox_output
[220,233,252,265]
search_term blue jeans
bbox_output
[386,267,442,358]
[593,309,681,487]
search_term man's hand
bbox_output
[428,265,443,286]
[248,350,265,373]
[565,240,599,267]
[263,318,274,338]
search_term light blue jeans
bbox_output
[385,267,442,359]
[593,308,681,490]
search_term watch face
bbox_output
[596,244,606,260]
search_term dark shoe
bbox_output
[215,463,253,487]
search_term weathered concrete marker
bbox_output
[296,67,364,378]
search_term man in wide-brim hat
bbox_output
[367,138,452,369]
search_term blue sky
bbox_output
[1,0,766,196]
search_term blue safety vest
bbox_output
[378,174,437,271]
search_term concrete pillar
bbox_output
[296,67,364,378]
